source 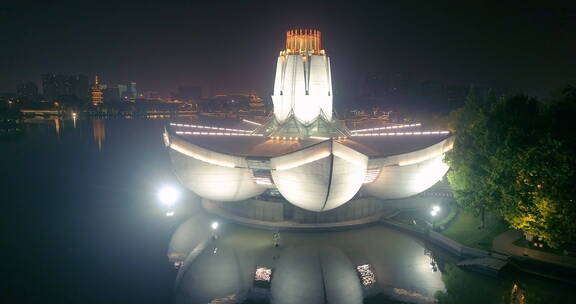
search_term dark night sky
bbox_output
[1,0,575,98]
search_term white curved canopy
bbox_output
[168,135,267,201]
[270,141,367,212]
[362,138,453,199]
[272,54,333,124]
[166,130,453,212]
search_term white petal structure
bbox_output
[362,137,454,199]
[271,141,367,212]
[272,31,332,124]
[166,130,453,212]
[168,135,268,201]
[164,29,455,214]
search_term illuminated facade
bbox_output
[91,75,103,106]
[272,29,332,124]
[164,29,454,215]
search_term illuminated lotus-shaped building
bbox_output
[164,29,453,218]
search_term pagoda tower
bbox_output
[91,75,103,106]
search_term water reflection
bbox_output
[169,214,446,304]
[93,119,105,151]
[54,118,61,136]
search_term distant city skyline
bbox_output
[2,1,575,105]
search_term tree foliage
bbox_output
[446,87,576,248]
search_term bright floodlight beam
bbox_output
[211,221,219,230]
[430,205,440,216]
[158,186,179,206]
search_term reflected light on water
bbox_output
[93,119,106,151]
[54,119,61,136]
[393,288,436,303]
[356,264,377,287]
[254,267,272,282]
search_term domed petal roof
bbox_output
[168,135,267,201]
[271,141,367,212]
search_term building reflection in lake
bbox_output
[93,119,105,151]
[168,215,446,304]
[54,118,61,136]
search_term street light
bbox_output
[158,186,179,206]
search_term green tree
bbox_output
[446,89,576,248]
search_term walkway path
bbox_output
[493,230,576,268]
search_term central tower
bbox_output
[272,29,333,124]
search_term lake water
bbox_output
[1,118,573,304]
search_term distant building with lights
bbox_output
[91,75,103,106]
[42,74,89,102]
[16,82,39,103]
[163,29,453,224]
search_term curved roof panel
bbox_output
[169,136,267,201]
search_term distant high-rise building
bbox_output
[91,75,103,106]
[128,82,137,101]
[41,74,89,102]
[16,82,39,102]
[117,84,128,100]
[42,74,68,101]
[72,74,89,103]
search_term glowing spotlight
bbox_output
[158,186,179,206]
[165,211,175,217]
[211,221,219,230]
[432,205,440,212]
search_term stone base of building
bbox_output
[201,196,402,231]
